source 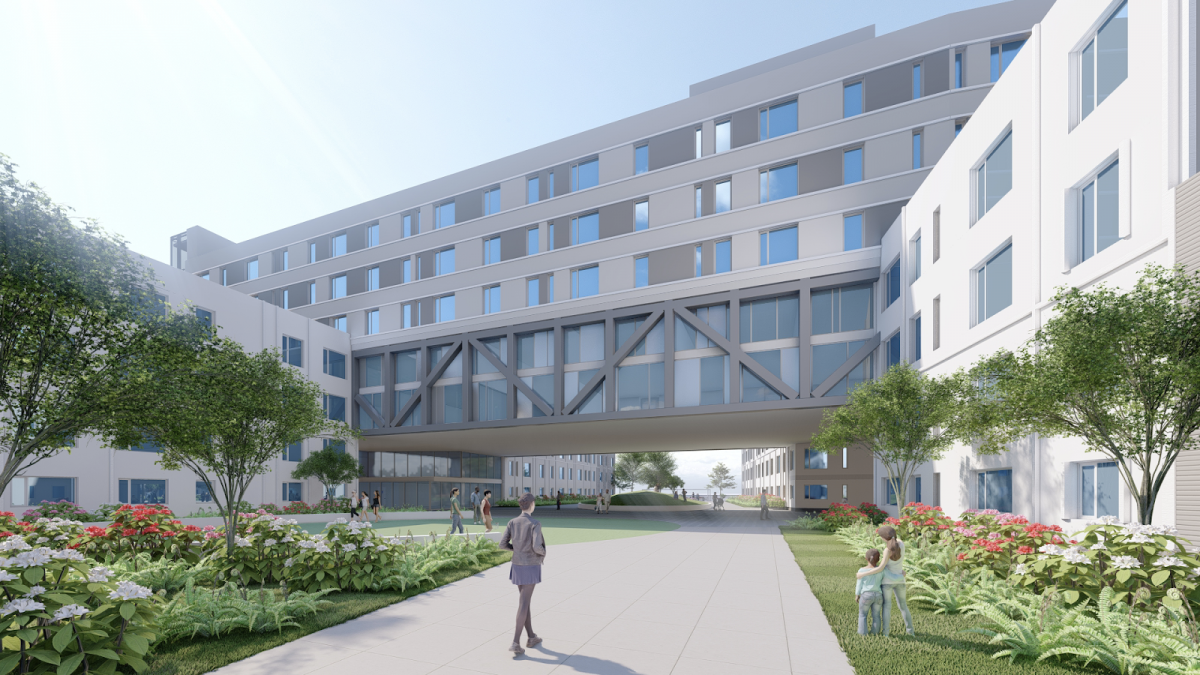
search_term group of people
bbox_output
[593,490,611,514]
[711,494,725,510]
[854,524,915,636]
[347,490,381,522]
[449,487,494,534]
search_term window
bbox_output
[484,187,501,216]
[887,333,901,369]
[435,201,456,229]
[200,272,209,281]
[714,180,731,214]
[885,480,897,506]
[912,132,922,169]
[804,485,828,500]
[912,63,922,99]
[11,477,75,506]
[402,305,412,329]
[1079,159,1120,262]
[548,223,555,250]
[323,349,346,378]
[715,240,731,274]
[1080,3,1128,120]
[484,237,500,265]
[694,245,702,278]
[366,309,379,335]
[333,316,347,332]
[933,208,941,262]
[196,482,213,503]
[715,120,730,153]
[932,296,940,351]
[281,336,302,367]
[527,228,539,255]
[403,214,413,238]
[695,128,702,157]
[195,308,213,327]
[565,323,604,363]
[548,172,554,196]
[571,213,599,245]
[324,394,346,422]
[247,259,259,280]
[571,266,599,299]
[955,52,963,88]
[331,275,347,299]
[759,163,798,203]
[367,223,379,247]
[804,449,827,469]
[695,186,702,218]
[812,284,873,334]
[976,243,1013,324]
[759,100,797,140]
[634,257,649,288]
[436,295,455,322]
[886,261,900,307]
[759,226,798,266]
[843,81,863,117]
[548,275,554,301]
[990,39,1026,82]
[571,158,599,191]
[527,278,540,307]
[309,282,316,304]
[435,248,455,275]
[913,235,922,280]
[634,144,649,175]
[914,476,922,504]
[843,214,863,251]
[118,479,166,505]
[523,463,531,478]
[739,295,798,343]
[281,442,302,462]
[631,200,650,233]
[527,176,539,204]
[976,131,1013,220]
[485,285,502,314]
[1081,461,1119,517]
[221,269,227,286]
[282,290,290,309]
[331,234,347,257]
[843,148,863,184]
[955,122,963,137]
[367,267,380,291]
[913,315,922,361]
[977,469,1012,512]
[283,483,302,502]
[309,242,317,263]
[402,259,412,284]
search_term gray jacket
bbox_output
[500,513,546,566]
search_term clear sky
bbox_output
[1,0,1005,264]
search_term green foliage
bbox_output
[291,447,361,502]
[77,505,207,564]
[707,461,735,495]
[785,515,827,530]
[107,554,215,595]
[819,503,875,531]
[833,520,883,557]
[959,266,1200,524]
[726,494,787,508]
[157,579,334,642]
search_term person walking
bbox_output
[348,490,359,521]
[360,491,370,522]
[449,488,465,534]
[482,490,494,532]
[759,489,769,520]
[555,491,561,511]
[372,490,381,523]
[471,487,482,525]
[603,489,611,514]
[501,493,546,656]
[593,491,603,515]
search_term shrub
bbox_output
[19,501,103,523]
[818,502,872,531]
[785,515,826,531]
[77,504,207,563]
[217,513,309,586]
[158,578,334,642]
[857,502,889,525]
[727,494,787,509]
[887,502,955,541]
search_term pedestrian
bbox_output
[594,491,603,515]
[501,492,546,656]
[673,489,678,500]
[471,487,482,525]
[348,491,358,521]
[449,488,465,534]
[681,490,686,503]
[759,489,769,520]
[556,491,561,511]
[875,525,915,635]
[372,490,381,523]
[855,548,885,635]
[482,489,494,532]
[603,489,611,514]
[360,491,370,522]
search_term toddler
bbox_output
[855,548,884,635]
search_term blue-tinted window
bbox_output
[912,132,922,169]
[1081,2,1128,120]
[759,226,798,266]
[715,120,730,152]
[323,349,345,378]
[843,214,863,251]
[635,257,649,288]
[282,290,290,309]
[331,234,347,257]
[991,39,1026,82]
[759,100,798,141]
[436,295,455,322]
[887,261,900,307]
[572,266,600,299]
[403,214,412,238]
[435,249,455,276]
[366,309,379,335]
[843,148,863,184]
[484,237,500,265]
[714,181,731,214]
[1082,461,1119,517]
[976,244,1013,324]
[527,278,540,307]
[843,81,863,117]
[435,201,455,229]
[694,245,702,278]
[367,223,379,247]
[195,308,213,326]
[804,449,828,470]
[333,316,347,332]
[634,145,649,175]
[196,481,213,503]
[281,335,302,367]
[527,228,539,255]
[912,63,922,99]
[887,333,901,369]
[527,176,539,204]
[976,131,1013,220]
[1081,160,1120,262]
[367,267,379,291]
[635,201,649,231]
[812,285,873,335]
[485,285,501,314]
[739,296,799,344]
[283,483,302,502]
[914,315,922,361]
[324,394,346,422]
[955,53,963,88]
[572,159,599,191]
[805,485,829,500]
[309,242,317,263]
[122,479,166,505]
[331,275,347,299]
[759,163,798,203]
[695,186,702,218]
[571,213,600,245]
[484,188,501,216]
[19,477,74,506]
[715,240,731,274]
[246,259,258,280]
[282,442,302,462]
[402,259,411,284]
[977,469,1012,512]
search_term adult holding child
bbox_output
[856,524,914,636]
[501,492,546,656]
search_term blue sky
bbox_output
[1,0,1003,265]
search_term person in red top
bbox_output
[482,489,493,532]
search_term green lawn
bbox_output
[300,515,679,545]
[780,528,1088,675]
[606,490,693,506]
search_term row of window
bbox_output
[8,476,318,507]
[506,461,605,482]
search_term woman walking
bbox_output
[359,491,370,523]
[348,490,359,521]
[372,490,381,523]
[482,489,493,532]
[500,492,545,656]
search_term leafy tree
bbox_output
[809,363,962,509]
[707,462,735,495]
[0,154,207,499]
[113,337,354,554]
[613,453,645,492]
[959,265,1200,524]
[638,452,681,492]
[293,445,361,501]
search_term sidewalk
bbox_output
[211,511,852,675]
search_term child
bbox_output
[855,548,885,635]
[857,525,914,636]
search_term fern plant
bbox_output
[158,578,335,642]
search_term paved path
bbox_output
[212,511,853,675]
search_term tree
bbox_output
[707,462,735,495]
[293,445,361,501]
[809,363,962,509]
[613,453,646,492]
[115,337,354,555]
[0,155,206,499]
[638,452,681,492]
[960,265,1200,524]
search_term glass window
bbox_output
[695,186,702,218]
[323,349,346,378]
[695,128,702,157]
[402,305,412,329]
[887,261,901,307]
[955,122,963,137]
[331,234,347,257]
[976,244,1013,324]
[812,284,873,335]
[435,248,455,276]
[843,214,863,251]
[548,223,555,250]
[358,392,382,429]
[483,237,500,265]
[914,236,922,279]
[281,335,302,367]
[635,200,649,231]
[912,63,922,99]
[1081,4,1128,119]
[1080,159,1120,262]
[843,148,863,184]
[395,349,419,383]
[195,307,213,327]
[333,316,347,332]
[484,188,501,216]
[739,295,798,343]
[955,52,963,88]
[976,131,1013,220]
[634,144,649,175]
[13,477,75,506]
[120,479,166,505]
[1081,461,1119,517]
[843,81,863,117]
[403,214,412,238]
[402,259,411,284]
[674,355,729,408]
[912,132,922,170]
[366,309,379,335]
[715,120,730,153]
[715,240,731,274]
[517,330,555,370]
[571,213,600,245]
[572,158,599,191]
[221,269,227,286]
[977,469,1013,512]
[759,100,798,141]
[527,176,539,204]
[548,275,554,301]
[804,485,828,500]
[694,245,702,278]
[804,449,827,469]
[913,315,922,361]
[990,39,1026,82]
[282,290,290,309]
[309,242,317,263]
[308,282,316,304]
[527,278,540,307]
[485,285,502,314]
[527,228,539,255]
[331,275,347,299]
[811,340,872,396]
[247,259,258,280]
[282,442,302,462]
[324,394,346,422]
[759,163,798,203]
[367,223,379,247]
[368,267,379,291]
[617,362,665,411]
[759,226,798,266]
[635,257,649,288]
[435,201,455,229]
[714,180,731,214]
[565,323,604,363]
[887,333,901,369]
[476,379,507,422]
[200,272,209,281]
[196,481,213,502]
[571,266,600,299]
[436,295,455,322]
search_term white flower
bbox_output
[1099,515,1120,525]
[263,539,277,547]
[1039,544,1063,556]
[314,542,331,553]
[0,536,31,552]
[348,521,371,531]
[0,571,17,582]
[52,550,85,562]
[1130,533,1154,544]
[376,545,389,552]
[11,549,53,568]
[330,518,348,525]
[1037,554,1049,561]
[234,537,251,548]
[0,599,44,616]
[284,558,294,568]
[1090,542,1107,551]
[53,535,67,541]
[1110,556,1141,569]
[282,536,294,543]
[107,581,152,601]
[52,604,88,621]
[1156,555,1185,568]
[341,543,357,552]
[88,567,113,583]
[1063,548,1090,565]
[1013,563,1028,575]
[34,538,47,544]
[23,585,45,598]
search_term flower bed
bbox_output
[727,494,788,509]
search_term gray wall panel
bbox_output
[599,201,633,239]
[378,259,404,288]
[649,127,696,171]
[864,131,912,180]
[500,228,526,261]
[865,62,912,112]
[797,149,843,195]
[552,165,569,197]
[600,145,634,184]
[418,250,435,280]
[419,297,435,326]
[552,219,569,250]
[288,282,310,308]
[730,108,758,149]
[923,119,955,167]
[965,42,990,86]
[648,244,695,285]
[456,190,483,223]
[924,49,950,96]
[347,268,367,296]
[798,83,843,129]
[864,202,904,247]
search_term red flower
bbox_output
[122,528,137,537]
[957,553,967,560]
[84,526,106,537]
[184,525,201,532]
[1017,546,1033,555]
[161,531,176,538]
[0,531,12,538]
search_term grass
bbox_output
[300,516,679,545]
[605,490,694,506]
[780,528,1088,675]
[142,549,512,675]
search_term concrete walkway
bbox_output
[211,511,853,675]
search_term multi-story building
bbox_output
[171,1,1052,512]
[500,454,614,500]
[741,448,794,501]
